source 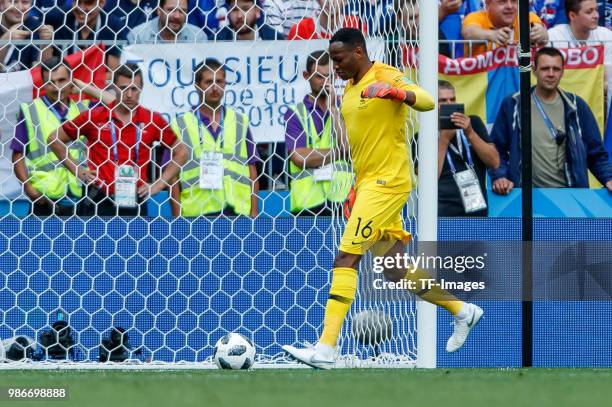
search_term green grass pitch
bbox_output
[1,369,611,407]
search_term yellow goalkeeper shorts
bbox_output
[338,187,412,255]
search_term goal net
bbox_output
[0,0,431,368]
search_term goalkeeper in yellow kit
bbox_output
[282,28,483,369]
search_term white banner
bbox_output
[122,39,385,143]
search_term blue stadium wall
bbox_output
[0,217,610,367]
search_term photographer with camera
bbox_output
[1,336,36,362]
[437,80,499,217]
[99,327,141,362]
[39,317,75,360]
[490,47,612,195]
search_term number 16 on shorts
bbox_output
[354,217,373,240]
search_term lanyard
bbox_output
[110,121,142,164]
[532,92,561,142]
[196,108,224,152]
[445,130,473,173]
[42,96,67,122]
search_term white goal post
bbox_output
[416,0,439,369]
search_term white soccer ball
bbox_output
[213,333,255,370]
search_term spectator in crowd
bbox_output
[549,1,612,49]
[532,0,566,27]
[11,57,90,215]
[490,47,612,193]
[439,0,466,40]
[29,0,71,19]
[284,50,351,216]
[264,0,320,36]
[288,0,366,40]
[369,0,394,35]
[600,0,612,29]
[169,59,259,217]
[0,0,53,72]
[437,0,483,57]
[215,0,284,40]
[343,0,384,34]
[45,0,127,71]
[437,80,499,216]
[128,0,207,44]
[48,64,188,216]
[104,0,159,31]
[188,0,224,37]
[387,0,451,64]
[548,0,612,102]
[456,0,566,27]
[462,0,548,56]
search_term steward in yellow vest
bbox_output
[286,101,353,214]
[11,58,88,215]
[170,59,259,217]
[284,51,353,215]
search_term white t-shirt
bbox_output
[548,24,612,104]
[264,0,320,35]
[548,24,612,66]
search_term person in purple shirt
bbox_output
[170,58,259,217]
[284,50,347,216]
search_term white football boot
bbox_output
[446,303,484,352]
[282,342,336,369]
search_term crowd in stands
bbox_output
[3,0,612,70]
[6,0,612,68]
[1,0,611,218]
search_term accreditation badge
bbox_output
[313,164,333,182]
[200,151,224,190]
[114,164,138,208]
[453,168,487,213]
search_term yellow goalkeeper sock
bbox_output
[403,268,464,316]
[319,267,358,347]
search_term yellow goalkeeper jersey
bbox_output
[341,61,434,193]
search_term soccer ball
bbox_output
[351,310,393,346]
[213,333,255,370]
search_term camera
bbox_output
[99,327,141,362]
[554,129,567,146]
[439,103,465,130]
[39,320,75,360]
[1,336,36,362]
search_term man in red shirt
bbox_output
[49,64,188,216]
[288,0,367,40]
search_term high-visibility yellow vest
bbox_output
[288,102,353,212]
[20,98,89,199]
[171,108,252,216]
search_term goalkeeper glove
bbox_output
[361,83,407,103]
[343,186,356,220]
